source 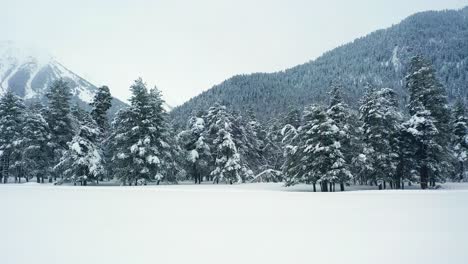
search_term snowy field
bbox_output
[2,183,468,264]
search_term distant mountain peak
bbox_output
[0,40,127,115]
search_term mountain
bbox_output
[170,7,468,127]
[0,41,126,115]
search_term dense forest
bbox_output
[0,55,466,190]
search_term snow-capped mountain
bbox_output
[0,41,126,114]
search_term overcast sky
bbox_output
[3,0,468,106]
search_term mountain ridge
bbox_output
[170,6,468,126]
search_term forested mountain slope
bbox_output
[171,7,468,126]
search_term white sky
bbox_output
[3,0,468,106]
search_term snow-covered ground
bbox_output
[2,182,468,264]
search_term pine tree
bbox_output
[109,108,135,184]
[327,84,353,191]
[452,99,468,181]
[90,85,112,134]
[0,92,25,183]
[179,116,211,183]
[403,103,442,189]
[46,79,74,181]
[21,106,52,183]
[203,104,246,183]
[211,128,242,184]
[109,79,166,185]
[283,105,324,191]
[56,118,105,186]
[148,87,180,183]
[405,55,452,188]
[359,88,402,188]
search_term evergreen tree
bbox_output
[403,103,442,189]
[56,119,105,186]
[0,92,25,183]
[452,99,468,181]
[46,79,74,181]
[203,104,246,183]
[211,128,243,184]
[90,85,112,134]
[405,55,452,188]
[148,87,181,183]
[109,108,135,184]
[284,104,352,192]
[46,79,74,150]
[283,105,323,191]
[21,106,52,183]
[179,116,211,183]
[327,84,353,191]
[359,88,402,188]
[109,79,168,185]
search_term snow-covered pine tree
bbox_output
[230,112,261,180]
[203,104,245,183]
[56,115,105,186]
[356,84,377,185]
[405,55,452,187]
[109,79,164,185]
[90,85,112,134]
[403,103,442,189]
[327,83,353,191]
[109,108,134,184]
[283,105,323,191]
[148,86,181,183]
[21,105,52,183]
[211,128,242,184]
[359,88,402,189]
[179,116,211,183]
[452,99,468,181]
[244,111,269,171]
[45,79,74,181]
[46,79,74,150]
[0,92,25,183]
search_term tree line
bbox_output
[0,55,467,190]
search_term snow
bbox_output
[1,183,468,264]
[391,45,402,72]
[188,149,199,162]
[70,141,82,154]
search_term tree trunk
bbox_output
[329,182,333,192]
[460,161,464,182]
[395,177,401,190]
[340,182,345,192]
[313,183,316,192]
[321,181,328,192]
[420,165,428,189]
